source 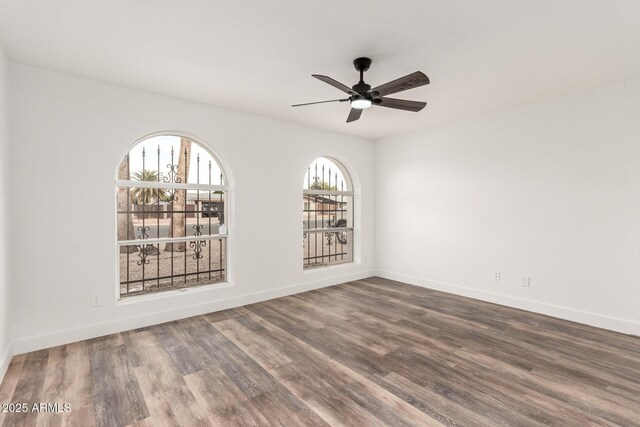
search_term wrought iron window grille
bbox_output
[303,158,354,269]
[116,138,228,298]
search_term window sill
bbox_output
[303,261,357,275]
[116,281,234,305]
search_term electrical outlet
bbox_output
[521,276,530,287]
[91,294,102,307]
[493,271,501,281]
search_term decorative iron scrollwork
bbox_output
[324,231,333,246]
[137,225,150,240]
[136,244,154,265]
[190,240,206,260]
[164,163,180,184]
[190,225,206,259]
[163,145,181,202]
[164,163,180,202]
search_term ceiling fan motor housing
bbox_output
[352,82,371,93]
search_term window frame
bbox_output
[302,157,355,270]
[115,133,231,301]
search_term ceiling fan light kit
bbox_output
[292,57,429,123]
[351,96,372,109]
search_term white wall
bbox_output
[6,60,640,361]
[9,63,375,353]
[375,78,640,335]
[0,45,12,377]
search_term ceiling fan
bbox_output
[292,57,430,123]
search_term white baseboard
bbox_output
[13,269,375,355]
[0,340,13,384]
[374,270,640,337]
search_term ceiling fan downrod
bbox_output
[352,57,372,94]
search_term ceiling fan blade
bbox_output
[346,108,362,123]
[372,71,430,97]
[376,97,426,112]
[292,98,349,107]
[313,75,358,95]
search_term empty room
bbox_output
[0,1,639,426]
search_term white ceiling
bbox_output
[1,1,640,139]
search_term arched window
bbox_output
[116,135,228,298]
[303,157,354,269]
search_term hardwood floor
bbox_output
[2,277,640,426]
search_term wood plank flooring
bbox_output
[1,277,640,426]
